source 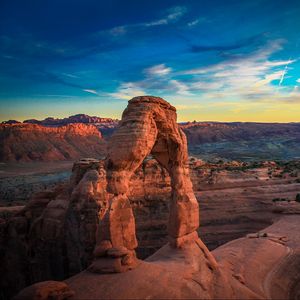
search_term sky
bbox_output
[0,0,300,122]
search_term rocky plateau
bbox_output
[0,123,106,162]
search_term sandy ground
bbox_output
[0,161,74,177]
[0,161,73,205]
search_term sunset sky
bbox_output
[0,0,300,122]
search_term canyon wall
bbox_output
[2,156,300,299]
[2,119,300,162]
[0,123,106,162]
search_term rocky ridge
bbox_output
[0,123,106,162]
[22,114,117,126]
[2,116,300,162]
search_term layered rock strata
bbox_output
[0,123,106,162]
[91,96,199,273]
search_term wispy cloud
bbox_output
[110,82,146,100]
[105,6,187,37]
[187,18,201,27]
[144,64,172,76]
[83,89,99,95]
[170,80,192,95]
[108,26,127,36]
[109,39,300,104]
[178,39,298,99]
[145,6,187,27]
[279,58,293,86]
[62,72,79,79]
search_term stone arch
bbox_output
[90,96,199,273]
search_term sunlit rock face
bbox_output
[0,96,200,296]
[90,96,199,273]
[0,123,106,162]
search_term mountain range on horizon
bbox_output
[1,114,300,162]
[1,113,118,126]
[2,113,300,126]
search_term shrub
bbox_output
[272,198,287,202]
[296,193,300,203]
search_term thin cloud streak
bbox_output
[144,64,172,77]
[83,89,99,95]
[279,58,292,86]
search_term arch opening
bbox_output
[90,96,200,273]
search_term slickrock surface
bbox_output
[0,123,106,162]
[13,281,74,300]
[62,215,300,299]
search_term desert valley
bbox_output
[0,96,299,299]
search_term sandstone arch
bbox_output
[91,96,200,273]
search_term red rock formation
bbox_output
[62,215,300,300]
[91,96,199,273]
[23,114,117,126]
[0,123,106,162]
[2,155,300,298]
[180,121,300,144]
[3,97,300,299]
[14,215,300,300]
[13,281,74,300]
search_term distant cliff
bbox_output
[23,113,117,126]
[2,115,300,161]
[0,123,106,162]
[181,121,300,161]
[180,121,300,143]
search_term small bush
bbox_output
[272,198,287,202]
[296,193,300,203]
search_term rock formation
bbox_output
[91,96,200,273]
[3,96,300,299]
[0,123,106,161]
[3,116,300,162]
[63,215,300,300]
[23,114,117,126]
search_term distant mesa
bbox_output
[22,114,118,126]
[0,122,106,162]
[0,114,120,162]
[1,114,118,127]
[2,113,300,162]
[1,119,21,124]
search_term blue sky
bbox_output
[0,0,300,122]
